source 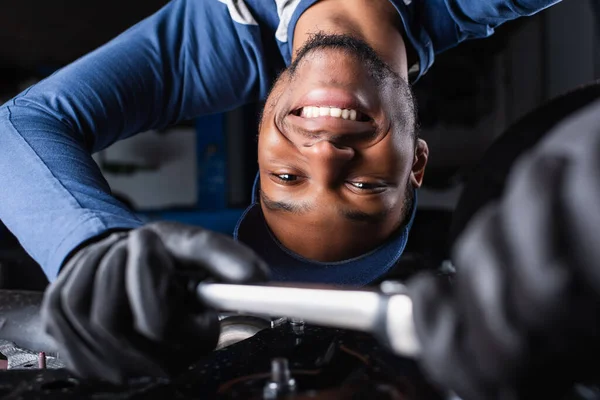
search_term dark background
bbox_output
[0,1,169,71]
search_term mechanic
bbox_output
[0,0,560,389]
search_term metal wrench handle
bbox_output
[196,283,420,357]
[197,283,381,332]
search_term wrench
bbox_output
[195,281,420,358]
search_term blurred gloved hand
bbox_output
[40,221,269,384]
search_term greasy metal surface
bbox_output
[0,324,445,399]
[0,291,57,352]
[216,315,272,350]
[0,290,44,310]
[1,304,599,399]
[0,340,64,370]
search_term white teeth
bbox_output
[301,106,316,118]
[300,106,362,121]
[330,107,342,117]
[349,109,357,121]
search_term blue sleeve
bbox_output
[424,0,561,53]
[396,0,561,80]
[0,0,273,281]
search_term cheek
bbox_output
[258,126,290,166]
[262,70,293,112]
[363,133,414,180]
[375,189,403,217]
[389,131,416,176]
[381,189,410,232]
[257,86,294,163]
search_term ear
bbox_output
[410,139,428,188]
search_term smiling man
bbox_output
[236,31,427,284]
[0,0,560,384]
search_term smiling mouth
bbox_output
[291,106,371,122]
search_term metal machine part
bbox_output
[289,318,305,336]
[1,289,599,399]
[379,280,409,295]
[1,321,599,399]
[0,291,57,353]
[196,282,420,358]
[263,358,297,399]
[217,315,271,350]
[0,324,446,399]
[216,314,287,350]
[0,340,64,370]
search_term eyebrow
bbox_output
[260,191,390,224]
[260,191,314,214]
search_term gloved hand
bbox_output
[40,221,269,384]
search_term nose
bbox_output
[302,140,355,185]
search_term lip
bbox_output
[286,114,375,136]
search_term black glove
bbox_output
[409,98,600,399]
[41,221,269,384]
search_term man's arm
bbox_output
[400,0,561,79]
[409,98,600,399]
[0,0,273,280]
[424,0,561,53]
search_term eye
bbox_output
[347,181,387,193]
[271,173,301,185]
[277,174,297,181]
[349,181,373,189]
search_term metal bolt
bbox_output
[263,358,296,399]
[289,318,305,335]
[379,280,407,295]
[271,358,292,383]
[271,317,287,328]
